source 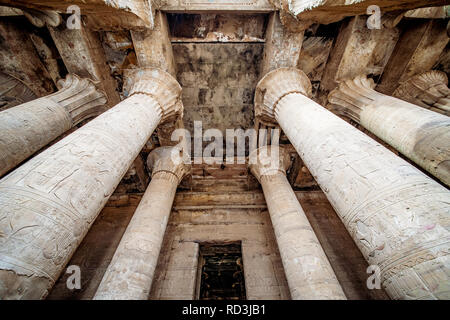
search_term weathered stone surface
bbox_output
[29,33,64,87]
[249,146,346,300]
[0,71,36,111]
[48,23,121,107]
[405,6,449,19]
[0,74,107,178]
[94,147,190,299]
[173,42,263,151]
[255,67,450,300]
[47,187,387,300]
[277,0,448,30]
[47,201,137,300]
[261,11,304,77]
[297,36,333,82]
[0,0,155,29]
[329,75,450,187]
[321,15,399,92]
[0,68,181,299]
[168,13,267,43]
[0,18,55,97]
[377,19,449,95]
[150,207,291,300]
[131,11,176,76]
[393,70,450,116]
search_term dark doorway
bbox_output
[197,242,246,300]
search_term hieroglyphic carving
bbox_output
[328,75,450,187]
[254,67,450,300]
[0,68,182,299]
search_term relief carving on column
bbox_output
[327,74,450,187]
[393,70,450,115]
[125,68,183,124]
[254,67,312,126]
[0,68,181,299]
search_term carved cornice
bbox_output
[393,71,450,115]
[125,68,183,124]
[255,68,312,125]
[327,76,378,123]
[248,145,291,182]
[147,146,191,183]
[49,74,108,126]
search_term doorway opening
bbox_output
[196,242,246,300]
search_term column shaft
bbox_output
[94,146,189,300]
[94,172,178,299]
[329,76,450,187]
[255,68,450,300]
[259,173,346,299]
[0,75,107,177]
[0,69,182,299]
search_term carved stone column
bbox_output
[255,67,450,300]
[328,75,450,187]
[0,74,107,177]
[94,146,190,300]
[0,68,182,299]
[393,70,450,116]
[249,146,346,300]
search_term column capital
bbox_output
[327,76,378,123]
[125,68,183,124]
[147,146,191,183]
[248,145,291,182]
[50,74,107,126]
[255,68,312,125]
[393,70,450,114]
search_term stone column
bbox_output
[0,74,107,177]
[328,75,450,187]
[249,146,346,300]
[0,68,182,299]
[393,70,450,116]
[255,67,450,300]
[94,146,190,300]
